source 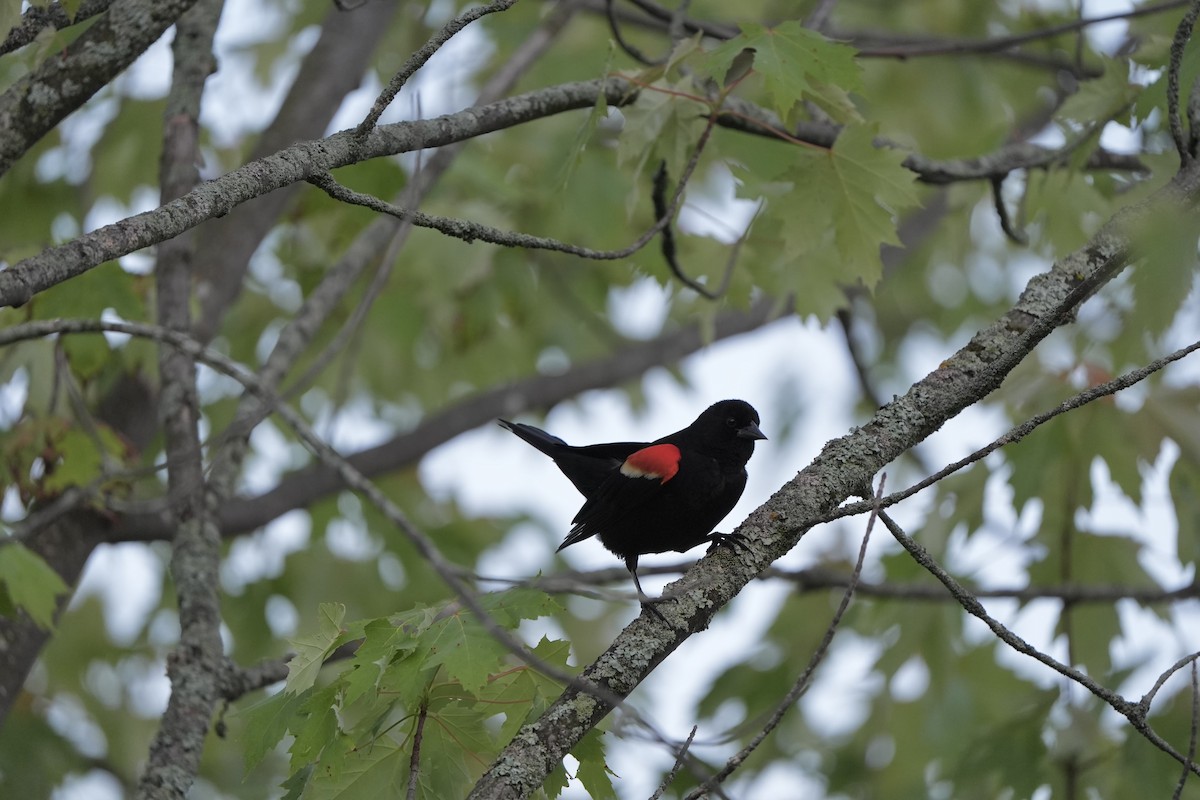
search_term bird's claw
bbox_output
[640,597,669,624]
[707,531,750,554]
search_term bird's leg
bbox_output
[627,556,668,623]
[706,530,751,554]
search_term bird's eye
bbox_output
[725,417,737,427]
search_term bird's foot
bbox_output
[706,531,750,554]
[639,595,669,624]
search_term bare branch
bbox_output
[1168,1,1200,163]
[0,0,200,177]
[0,74,1149,310]
[1139,652,1200,712]
[135,2,224,797]
[991,174,1029,246]
[0,78,635,309]
[1173,662,1200,800]
[496,562,1200,606]
[355,0,519,137]
[876,509,1199,776]
[0,0,114,56]
[825,337,1200,527]
[605,0,662,66]
[649,725,698,800]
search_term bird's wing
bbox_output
[558,443,684,551]
[548,441,644,497]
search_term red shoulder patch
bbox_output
[620,444,681,483]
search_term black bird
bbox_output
[499,399,765,604]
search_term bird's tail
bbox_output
[497,419,569,457]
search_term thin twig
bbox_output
[605,0,660,65]
[485,562,1200,605]
[1173,661,1200,800]
[407,702,429,800]
[686,476,885,799]
[876,509,1200,775]
[804,0,838,33]
[648,725,698,800]
[316,92,712,267]
[651,113,735,299]
[991,174,1028,245]
[1139,652,1200,712]
[823,337,1200,527]
[355,0,518,137]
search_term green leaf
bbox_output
[416,589,560,695]
[476,637,572,743]
[1126,210,1200,343]
[751,124,919,317]
[306,738,406,800]
[30,260,145,321]
[289,683,342,771]
[571,728,617,800]
[423,613,510,695]
[559,44,614,190]
[279,764,313,800]
[286,603,347,694]
[701,21,861,121]
[41,427,105,494]
[344,618,419,704]
[616,80,709,184]
[235,688,307,771]
[1169,459,1200,564]
[1054,59,1140,133]
[378,650,435,709]
[0,542,68,629]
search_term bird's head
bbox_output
[693,399,766,462]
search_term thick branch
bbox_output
[0,0,115,56]
[0,0,199,177]
[465,146,1200,800]
[134,3,223,797]
[0,78,635,309]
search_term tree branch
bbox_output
[0,0,200,177]
[876,509,1199,775]
[0,0,115,56]
[191,0,401,342]
[134,2,224,797]
[686,477,883,799]
[355,0,518,136]
[824,336,1200,527]
[0,78,636,309]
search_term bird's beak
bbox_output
[738,421,767,441]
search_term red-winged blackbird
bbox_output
[499,399,765,604]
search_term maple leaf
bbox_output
[702,21,861,121]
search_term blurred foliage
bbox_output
[1,0,1200,798]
